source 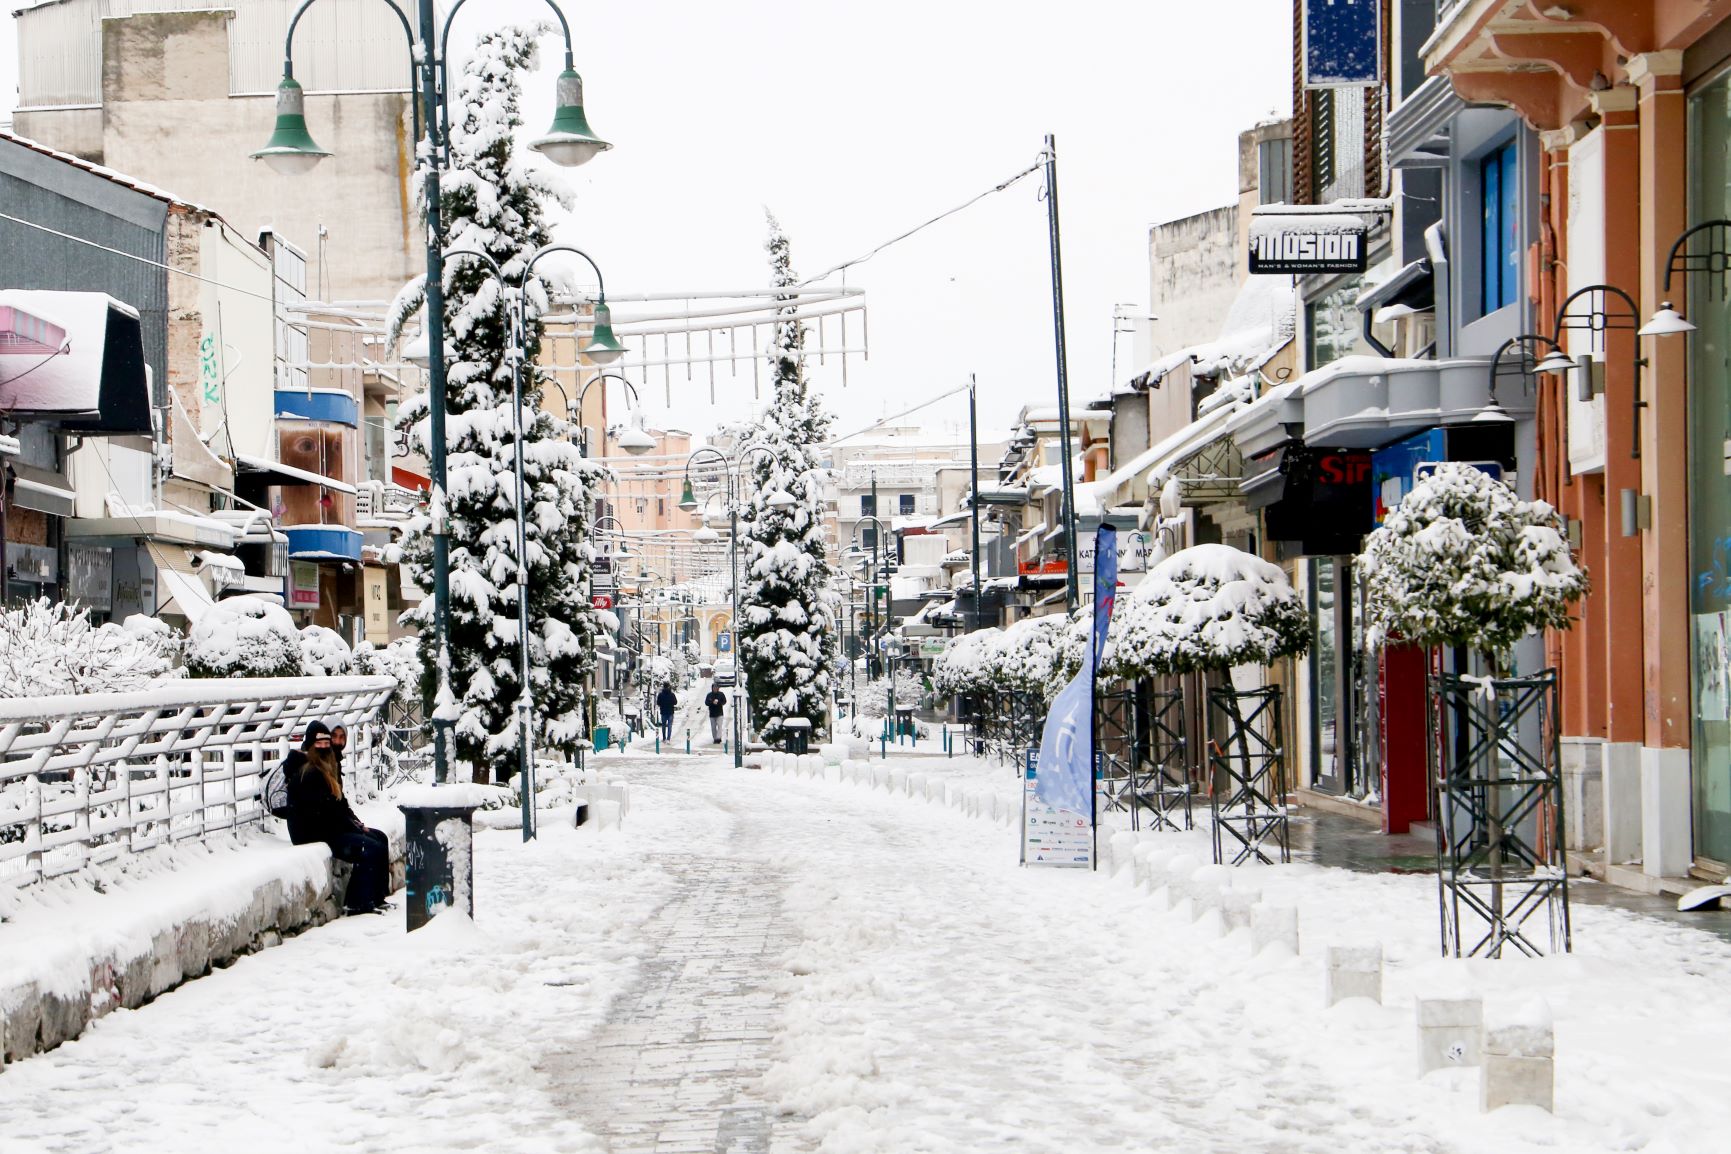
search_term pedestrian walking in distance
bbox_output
[705,682,727,744]
[656,682,677,742]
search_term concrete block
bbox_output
[1559,737,1605,853]
[1251,904,1299,955]
[37,986,89,1054]
[823,764,842,785]
[1481,1002,1553,1112]
[871,767,890,791]
[1416,996,1483,1074]
[1108,832,1139,876]
[1219,887,1260,932]
[889,769,907,794]
[909,773,927,798]
[2,983,42,1064]
[1641,745,1691,878]
[820,741,847,766]
[1603,741,1642,866]
[1163,854,1201,910]
[114,948,154,1010]
[1325,944,1382,1006]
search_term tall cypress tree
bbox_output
[390,25,609,782]
[738,212,840,743]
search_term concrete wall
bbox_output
[1147,205,1243,362]
[0,841,404,1067]
[19,10,418,308]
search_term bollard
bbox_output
[881,734,887,760]
[1481,1001,1553,1112]
[1416,996,1483,1075]
[1163,854,1201,911]
[1187,864,1232,923]
[655,734,660,754]
[1251,904,1300,955]
[1325,945,1383,1006]
[1219,888,1260,932]
[686,731,691,755]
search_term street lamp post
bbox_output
[254,0,612,785]
[681,445,791,765]
[575,372,657,457]
[850,516,891,679]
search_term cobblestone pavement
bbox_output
[542,785,805,1154]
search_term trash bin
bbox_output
[592,725,611,753]
[396,787,481,932]
[783,717,812,755]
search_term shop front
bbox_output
[1686,63,1731,870]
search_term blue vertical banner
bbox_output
[1034,527,1119,822]
[1303,0,1380,88]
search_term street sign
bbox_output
[591,593,614,610]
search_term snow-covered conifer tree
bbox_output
[737,212,840,742]
[390,25,609,782]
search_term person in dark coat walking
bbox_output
[285,721,390,915]
[704,683,727,745]
[655,683,677,741]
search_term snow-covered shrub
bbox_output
[122,613,183,671]
[185,597,303,680]
[353,637,424,703]
[854,669,926,718]
[1362,462,1586,670]
[299,625,353,677]
[1109,544,1310,677]
[643,654,675,688]
[933,627,1001,700]
[983,614,1069,698]
[0,599,176,697]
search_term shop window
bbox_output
[899,493,915,516]
[861,525,877,552]
[1479,140,1519,315]
[860,494,876,517]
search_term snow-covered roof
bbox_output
[1121,275,1295,393]
[0,129,222,217]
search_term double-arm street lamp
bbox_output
[850,515,891,679]
[679,446,793,766]
[252,0,613,786]
[576,372,657,457]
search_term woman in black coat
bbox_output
[285,721,391,915]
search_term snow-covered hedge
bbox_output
[1108,544,1310,677]
[853,669,926,718]
[186,597,303,679]
[1362,461,1586,668]
[0,599,177,697]
[933,627,1001,700]
[299,625,353,677]
[354,637,424,704]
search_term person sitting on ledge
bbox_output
[286,721,391,916]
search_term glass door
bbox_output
[1310,558,1343,793]
[1689,69,1731,866]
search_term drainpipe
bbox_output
[1424,222,1452,359]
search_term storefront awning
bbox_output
[235,453,357,495]
[1299,355,1532,449]
[8,462,75,517]
[0,290,152,435]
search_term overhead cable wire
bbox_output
[797,160,1043,287]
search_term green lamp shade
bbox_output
[529,70,612,168]
[678,478,698,511]
[584,301,625,366]
[251,76,330,176]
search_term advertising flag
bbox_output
[1034,527,1120,818]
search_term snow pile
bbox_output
[0,599,176,697]
[1362,462,1587,666]
[1109,544,1310,677]
[298,624,353,677]
[184,596,304,680]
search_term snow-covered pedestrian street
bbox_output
[7,751,1731,1153]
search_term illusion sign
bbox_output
[1249,228,1366,275]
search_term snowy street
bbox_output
[4,750,1731,1153]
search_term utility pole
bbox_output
[968,373,983,632]
[1043,133,1079,613]
[870,470,881,680]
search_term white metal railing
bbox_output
[0,675,396,889]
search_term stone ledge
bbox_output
[1,839,403,1069]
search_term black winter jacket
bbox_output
[656,687,677,717]
[285,757,362,846]
[704,690,726,717]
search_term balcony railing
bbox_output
[0,675,397,889]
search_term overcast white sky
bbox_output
[0,1,1291,439]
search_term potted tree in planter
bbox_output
[1361,462,1587,957]
[1109,544,1311,864]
